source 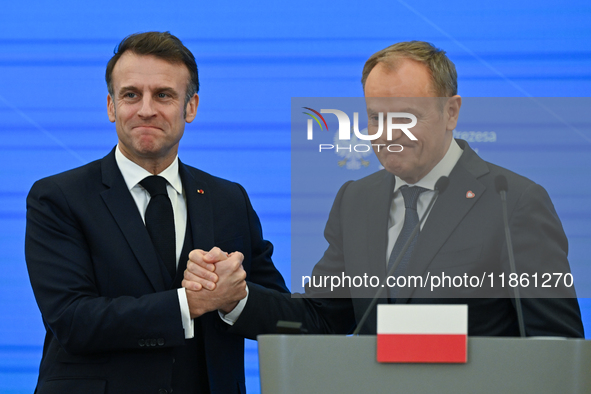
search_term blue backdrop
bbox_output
[1,1,589,393]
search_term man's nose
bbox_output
[384,128,404,141]
[384,124,404,142]
[137,96,156,118]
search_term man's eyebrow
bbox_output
[116,86,180,97]
[155,87,179,96]
[367,107,382,116]
[118,86,140,94]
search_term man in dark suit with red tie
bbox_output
[25,31,288,394]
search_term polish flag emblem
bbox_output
[377,305,468,363]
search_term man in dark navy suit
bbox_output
[25,31,288,394]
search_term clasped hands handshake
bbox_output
[182,247,247,319]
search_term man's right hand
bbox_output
[183,248,226,291]
[182,247,247,318]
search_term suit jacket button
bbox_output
[158,338,165,346]
[158,389,168,394]
[138,339,145,347]
[150,339,157,347]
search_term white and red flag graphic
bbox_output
[377,304,468,363]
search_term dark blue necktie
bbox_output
[388,185,427,301]
[140,176,176,279]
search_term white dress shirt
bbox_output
[386,138,463,263]
[114,145,246,336]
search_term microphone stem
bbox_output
[501,190,526,337]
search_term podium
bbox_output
[258,335,591,393]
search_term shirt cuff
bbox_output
[178,287,195,339]
[218,284,249,325]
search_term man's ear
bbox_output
[445,95,462,131]
[185,94,199,123]
[107,94,116,123]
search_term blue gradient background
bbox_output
[0,1,589,393]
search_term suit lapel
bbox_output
[179,162,214,253]
[351,171,394,306]
[396,141,489,301]
[350,172,394,332]
[99,149,166,292]
[365,171,395,280]
[179,163,220,367]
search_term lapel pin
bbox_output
[466,190,475,199]
[197,189,205,194]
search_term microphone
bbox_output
[495,175,526,337]
[435,176,450,194]
[494,174,508,197]
[353,176,449,335]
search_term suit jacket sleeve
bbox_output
[231,181,357,339]
[25,177,186,355]
[237,183,291,294]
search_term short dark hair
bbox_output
[105,31,199,104]
[361,41,457,97]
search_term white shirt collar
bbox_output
[114,144,183,194]
[394,138,463,192]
